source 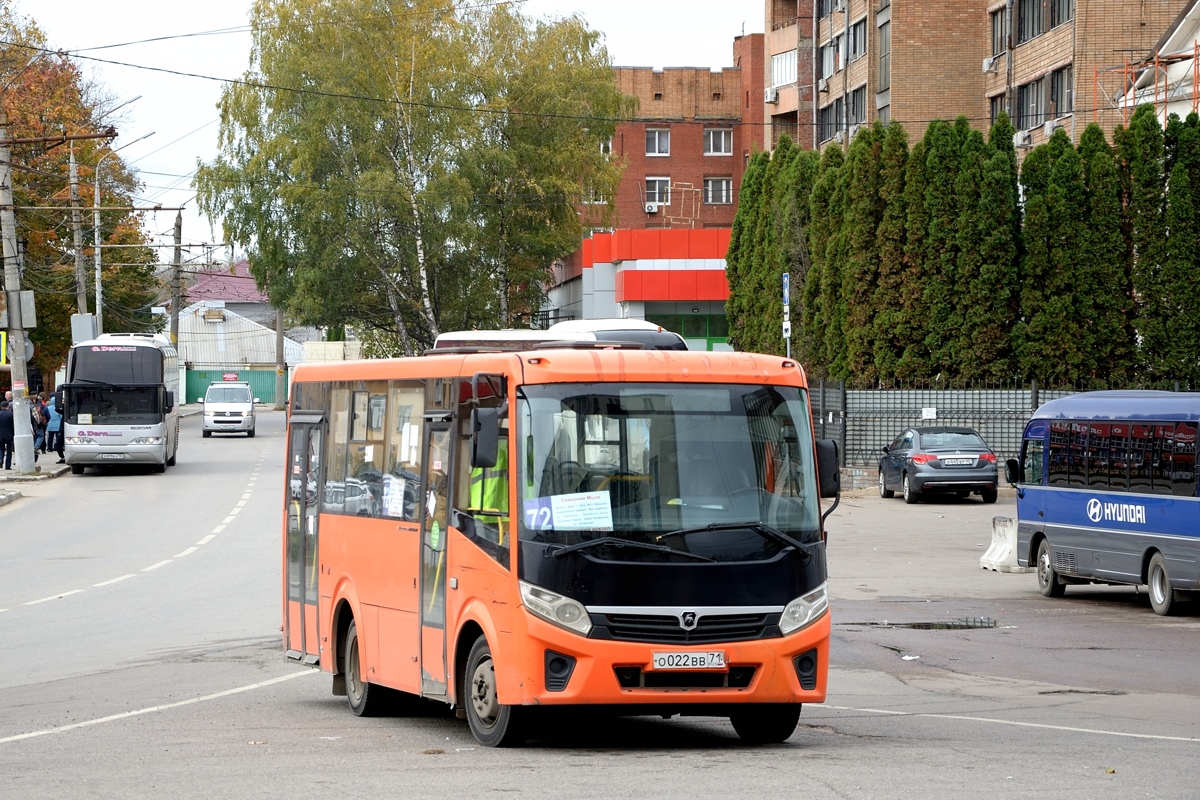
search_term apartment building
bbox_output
[989,0,1186,149]
[765,0,817,147]
[1120,1,1200,126]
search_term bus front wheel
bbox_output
[344,620,386,717]
[730,704,801,744]
[464,637,526,747]
[1037,539,1065,598]
[1148,553,1175,616]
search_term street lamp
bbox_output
[93,131,153,334]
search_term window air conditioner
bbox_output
[818,77,829,93]
[834,0,845,10]
[644,202,659,214]
[849,123,861,139]
[764,87,780,104]
[833,130,846,144]
[1043,119,1062,137]
[1013,130,1032,148]
[982,56,998,73]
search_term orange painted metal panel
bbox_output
[697,270,731,300]
[592,232,613,264]
[667,269,698,300]
[660,229,691,260]
[612,229,633,262]
[690,228,722,259]
[581,237,594,268]
[629,229,662,260]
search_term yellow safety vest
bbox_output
[470,439,509,543]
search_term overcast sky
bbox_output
[34,1,765,255]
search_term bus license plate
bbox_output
[650,651,726,670]
[99,453,127,460]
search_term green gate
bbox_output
[186,369,290,405]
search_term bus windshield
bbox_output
[517,383,820,561]
[69,345,164,384]
[66,386,163,425]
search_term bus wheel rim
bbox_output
[1039,550,1051,585]
[1151,567,1165,605]
[471,656,498,725]
[348,638,363,703]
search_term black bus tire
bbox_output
[730,704,802,744]
[1037,538,1065,598]
[344,620,386,716]
[1148,552,1175,616]
[464,637,526,747]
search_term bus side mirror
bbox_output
[164,391,175,412]
[471,407,499,469]
[1005,459,1020,486]
[816,439,840,499]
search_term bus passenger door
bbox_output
[286,422,323,666]
[419,421,453,697]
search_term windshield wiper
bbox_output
[67,378,113,386]
[658,522,812,561]
[551,536,714,562]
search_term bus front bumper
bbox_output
[65,444,165,465]
[510,611,830,708]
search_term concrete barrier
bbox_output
[980,516,1033,573]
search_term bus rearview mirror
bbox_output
[164,390,175,412]
[471,407,500,469]
[1005,458,1020,486]
[816,439,840,499]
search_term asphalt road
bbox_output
[2,418,1199,798]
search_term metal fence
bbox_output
[841,385,1074,468]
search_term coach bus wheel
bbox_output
[344,620,386,717]
[464,637,526,747]
[902,475,919,504]
[1037,539,1065,598]
[71,464,84,475]
[1148,553,1175,616]
[878,472,894,499]
[730,704,802,744]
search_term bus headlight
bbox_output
[66,437,95,445]
[130,437,164,445]
[779,583,828,636]
[519,581,592,636]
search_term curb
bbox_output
[0,488,20,507]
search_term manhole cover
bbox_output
[844,617,997,630]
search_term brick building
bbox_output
[1119,1,1200,125]
[765,0,817,148]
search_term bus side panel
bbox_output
[445,530,517,705]
[320,515,422,690]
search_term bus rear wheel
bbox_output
[464,637,526,747]
[730,704,801,744]
[70,464,84,475]
[344,620,386,717]
[1148,552,1175,616]
[1037,538,1065,598]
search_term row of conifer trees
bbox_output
[725,107,1200,389]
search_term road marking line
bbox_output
[236,500,247,507]
[825,705,1200,743]
[0,671,317,744]
[22,590,85,605]
[197,534,215,545]
[228,508,241,516]
[0,608,9,613]
[142,560,172,572]
[174,547,198,558]
[222,516,235,524]
[93,574,136,587]
[241,493,252,500]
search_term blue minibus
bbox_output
[1004,391,1199,615]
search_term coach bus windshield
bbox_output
[68,345,164,385]
[516,383,820,562]
[66,386,164,425]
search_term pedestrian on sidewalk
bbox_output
[32,394,47,454]
[0,401,14,470]
[46,394,64,463]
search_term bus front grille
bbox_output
[592,613,780,644]
[614,665,757,690]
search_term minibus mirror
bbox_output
[197,397,203,404]
[1005,458,1020,486]
[816,439,840,499]
[471,407,500,469]
[253,397,261,404]
[164,390,175,412]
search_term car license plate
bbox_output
[943,458,974,466]
[649,651,726,670]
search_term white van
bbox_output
[201,381,258,438]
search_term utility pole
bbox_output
[68,144,87,313]
[170,211,182,345]
[0,110,35,474]
[274,305,286,411]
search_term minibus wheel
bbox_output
[464,637,526,747]
[1036,539,1065,598]
[730,704,801,744]
[344,620,386,716]
[1148,553,1175,616]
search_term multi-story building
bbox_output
[989,0,1186,150]
[1119,1,1200,125]
[765,0,817,148]
[543,36,766,348]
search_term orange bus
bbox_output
[283,347,840,746]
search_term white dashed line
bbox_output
[197,534,215,545]
[227,508,241,517]
[174,547,198,558]
[0,671,316,744]
[23,590,85,606]
[211,525,227,534]
[222,516,235,524]
[0,608,9,614]
[93,574,136,587]
[236,500,247,508]
[142,560,172,572]
[241,494,252,500]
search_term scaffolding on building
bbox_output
[1093,41,1200,128]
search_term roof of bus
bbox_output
[1031,390,1200,422]
[73,333,175,351]
[292,349,807,387]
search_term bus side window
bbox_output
[1172,422,1197,498]
[1021,439,1044,485]
[1048,421,1070,486]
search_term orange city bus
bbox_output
[283,347,840,746]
